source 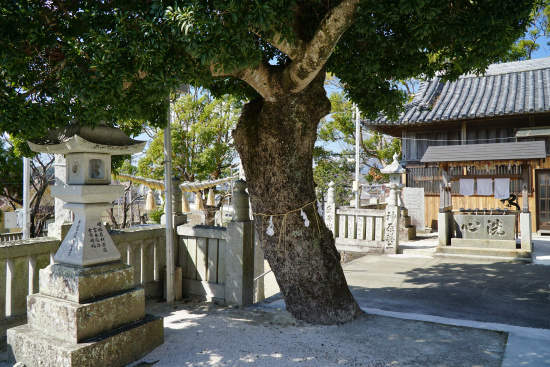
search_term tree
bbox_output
[313,147,354,205]
[0,0,536,324]
[318,87,402,184]
[137,91,240,182]
[504,1,550,61]
[0,140,54,237]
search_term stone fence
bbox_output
[0,233,23,243]
[0,190,259,341]
[324,181,400,254]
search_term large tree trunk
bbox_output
[233,72,362,325]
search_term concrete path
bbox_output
[259,234,550,366]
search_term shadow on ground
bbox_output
[345,258,550,329]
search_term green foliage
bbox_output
[503,1,549,61]
[313,147,354,205]
[0,0,537,140]
[317,86,401,184]
[138,91,240,181]
[0,143,24,205]
[148,204,164,224]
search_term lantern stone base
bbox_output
[7,314,163,367]
[7,261,163,367]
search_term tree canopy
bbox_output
[137,92,240,182]
[0,0,536,138]
[0,0,538,325]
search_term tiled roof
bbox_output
[367,57,550,126]
[421,141,546,162]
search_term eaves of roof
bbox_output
[365,57,550,128]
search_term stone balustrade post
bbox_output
[324,182,338,237]
[384,183,400,254]
[225,180,254,306]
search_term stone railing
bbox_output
[0,180,260,340]
[0,225,168,340]
[333,207,386,253]
[324,181,399,254]
[0,233,23,243]
[110,225,166,297]
[0,237,60,338]
[176,179,258,305]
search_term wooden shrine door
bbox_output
[536,170,550,231]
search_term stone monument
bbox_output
[8,125,164,367]
[402,187,425,231]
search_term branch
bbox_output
[287,0,360,93]
[252,30,303,60]
[211,61,279,102]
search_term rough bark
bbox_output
[233,71,362,325]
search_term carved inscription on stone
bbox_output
[403,187,425,230]
[461,220,481,233]
[375,217,383,241]
[357,216,365,240]
[325,204,334,231]
[455,214,514,240]
[89,222,108,252]
[366,217,373,240]
[487,219,506,236]
[67,220,82,257]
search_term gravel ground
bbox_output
[127,299,507,367]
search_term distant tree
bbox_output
[137,91,240,182]
[317,85,401,184]
[504,1,550,61]
[313,147,353,205]
[0,140,54,237]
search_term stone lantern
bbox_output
[8,125,163,367]
[381,153,405,207]
[27,125,146,266]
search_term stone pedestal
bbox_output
[438,211,453,246]
[7,262,163,367]
[520,212,532,251]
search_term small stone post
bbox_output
[225,180,254,306]
[381,154,405,254]
[324,182,338,237]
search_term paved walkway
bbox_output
[259,234,550,366]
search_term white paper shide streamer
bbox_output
[266,216,275,237]
[300,209,310,227]
[317,200,324,217]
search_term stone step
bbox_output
[27,288,145,343]
[436,246,531,259]
[434,253,532,263]
[401,216,411,227]
[397,246,436,256]
[451,238,518,249]
[7,314,163,367]
[399,226,416,241]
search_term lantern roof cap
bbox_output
[380,153,405,174]
[27,125,145,155]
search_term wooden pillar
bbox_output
[402,128,407,161]
[522,163,529,213]
[520,163,532,251]
[439,164,451,212]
